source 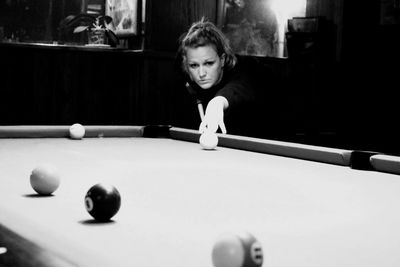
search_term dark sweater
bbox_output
[185,55,265,136]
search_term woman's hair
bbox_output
[178,18,237,74]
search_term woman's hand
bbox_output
[199,96,229,134]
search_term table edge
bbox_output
[169,127,352,166]
[371,154,400,175]
[6,125,400,171]
[0,125,144,138]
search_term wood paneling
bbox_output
[0,43,197,128]
[0,44,145,125]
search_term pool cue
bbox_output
[197,99,205,121]
[185,82,205,121]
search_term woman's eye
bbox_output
[205,61,214,66]
[189,64,198,69]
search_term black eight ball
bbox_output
[85,183,121,221]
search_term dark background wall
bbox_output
[1,0,400,154]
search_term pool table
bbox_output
[1,125,400,267]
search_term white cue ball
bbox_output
[199,131,218,150]
[69,123,85,139]
[212,232,264,267]
[30,164,61,195]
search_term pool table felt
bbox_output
[1,127,400,266]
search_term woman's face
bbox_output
[185,45,225,90]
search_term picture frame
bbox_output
[106,0,138,36]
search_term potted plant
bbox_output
[60,14,119,47]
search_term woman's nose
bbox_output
[198,66,206,78]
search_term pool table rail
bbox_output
[169,127,353,166]
[3,125,400,174]
[0,125,144,138]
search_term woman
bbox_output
[177,18,264,136]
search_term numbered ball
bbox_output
[85,183,121,221]
[69,123,85,139]
[212,232,263,267]
[199,131,218,150]
[30,164,61,195]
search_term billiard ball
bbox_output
[212,232,263,267]
[69,123,85,139]
[84,183,121,221]
[30,164,61,195]
[199,131,218,150]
